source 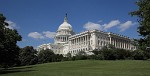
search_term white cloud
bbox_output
[5,20,18,29]
[28,32,44,39]
[28,31,56,39]
[43,31,56,38]
[103,20,120,30]
[119,21,137,32]
[83,22,103,30]
[83,20,136,32]
[83,20,120,31]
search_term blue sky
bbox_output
[0,0,139,48]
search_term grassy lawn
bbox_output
[0,60,150,76]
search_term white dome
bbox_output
[58,22,72,31]
[55,14,75,44]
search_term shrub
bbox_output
[132,50,145,60]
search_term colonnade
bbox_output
[110,37,131,50]
[70,35,90,45]
[68,35,90,54]
[55,36,69,42]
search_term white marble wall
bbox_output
[68,30,136,56]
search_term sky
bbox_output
[0,0,139,48]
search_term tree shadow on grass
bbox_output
[0,66,36,75]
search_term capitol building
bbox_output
[37,14,136,56]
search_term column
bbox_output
[123,41,125,49]
[87,35,89,45]
[82,37,83,45]
[85,35,87,45]
[110,36,112,44]
[77,37,78,45]
[119,39,121,48]
[115,39,117,48]
[113,38,114,46]
[64,37,65,41]
[76,37,77,45]
[79,37,81,45]
[125,42,127,49]
[129,41,131,50]
[127,42,129,49]
[64,36,66,42]
[120,40,122,48]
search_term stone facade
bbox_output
[37,15,136,56]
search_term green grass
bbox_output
[0,60,150,76]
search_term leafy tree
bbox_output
[115,49,131,60]
[132,49,145,60]
[66,52,72,58]
[19,46,38,66]
[75,51,87,60]
[92,45,132,60]
[0,13,22,68]
[53,54,63,62]
[102,49,117,60]
[95,54,104,60]
[100,45,117,60]
[76,51,87,56]
[130,0,150,50]
[91,49,104,60]
[65,52,72,61]
[38,49,55,63]
[92,49,101,55]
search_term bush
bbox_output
[53,54,64,62]
[74,51,87,60]
[132,50,145,60]
[115,49,132,60]
[91,45,144,60]
[95,54,104,60]
[102,49,117,60]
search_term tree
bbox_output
[102,48,117,60]
[66,52,72,58]
[19,46,38,66]
[115,49,131,60]
[53,54,63,62]
[132,49,145,60]
[75,51,87,60]
[91,49,104,60]
[0,13,22,68]
[65,52,72,61]
[130,0,150,50]
[38,49,55,63]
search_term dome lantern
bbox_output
[64,13,68,22]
